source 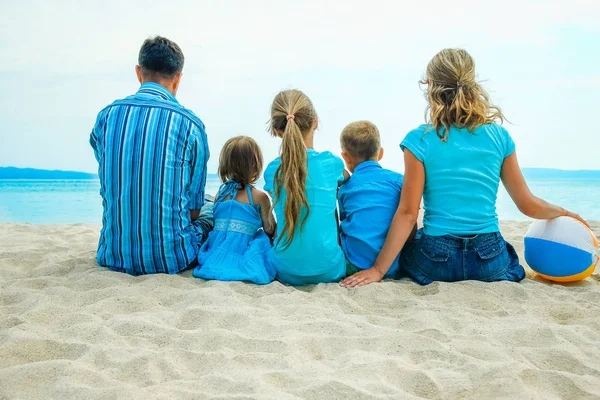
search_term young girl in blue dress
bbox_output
[194,136,276,284]
[342,48,588,287]
[264,89,348,285]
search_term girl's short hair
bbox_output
[421,48,505,141]
[217,136,263,188]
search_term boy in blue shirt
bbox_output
[338,121,405,279]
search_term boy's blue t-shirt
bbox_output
[264,149,346,276]
[338,161,403,277]
[401,123,515,237]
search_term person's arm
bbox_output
[341,149,424,287]
[90,111,106,163]
[90,131,100,161]
[190,209,201,220]
[339,169,351,187]
[501,152,588,226]
[191,190,219,221]
[188,125,209,220]
[398,176,418,240]
[254,189,277,238]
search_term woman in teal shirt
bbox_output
[342,48,588,287]
[264,89,347,285]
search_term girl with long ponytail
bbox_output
[264,89,347,285]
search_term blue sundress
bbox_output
[193,181,275,284]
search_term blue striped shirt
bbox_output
[90,82,210,275]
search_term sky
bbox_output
[0,0,599,174]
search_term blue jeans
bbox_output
[399,230,525,285]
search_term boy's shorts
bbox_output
[346,259,360,276]
[345,258,398,279]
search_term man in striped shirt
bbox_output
[90,36,212,275]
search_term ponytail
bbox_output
[269,90,316,250]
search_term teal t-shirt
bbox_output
[400,123,515,236]
[264,149,346,276]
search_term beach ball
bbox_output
[524,217,599,282]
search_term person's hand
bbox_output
[341,267,384,288]
[564,210,590,229]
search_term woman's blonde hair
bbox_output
[269,89,317,250]
[421,48,505,141]
[218,136,263,188]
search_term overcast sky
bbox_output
[1,0,599,173]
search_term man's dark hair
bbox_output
[138,36,184,79]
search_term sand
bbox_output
[1,221,599,399]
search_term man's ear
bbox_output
[171,72,183,95]
[378,147,384,161]
[135,65,143,84]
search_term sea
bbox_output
[0,177,599,224]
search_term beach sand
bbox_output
[1,221,599,399]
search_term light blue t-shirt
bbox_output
[339,161,403,277]
[400,123,515,236]
[264,149,346,276]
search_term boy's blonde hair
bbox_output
[340,121,381,160]
[268,89,317,250]
[421,48,505,141]
[218,136,263,188]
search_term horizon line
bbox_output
[2,166,600,175]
